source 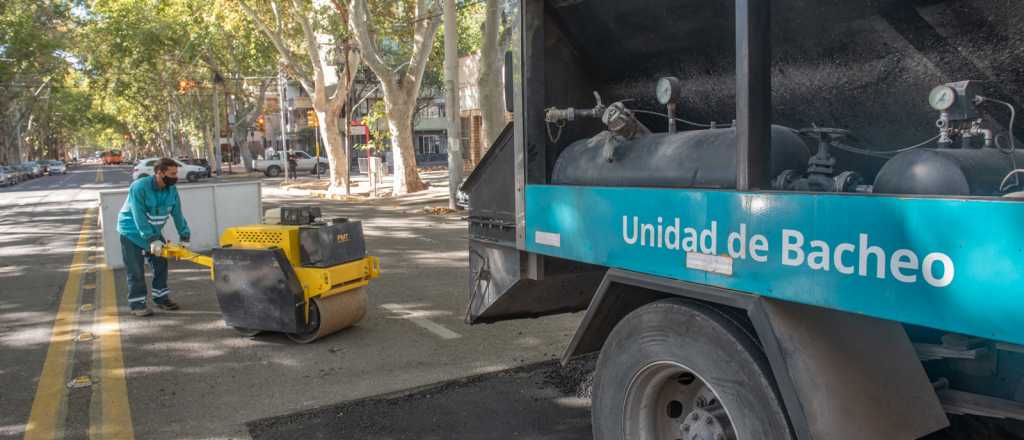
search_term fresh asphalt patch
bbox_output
[247,357,597,440]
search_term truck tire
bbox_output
[266,165,281,178]
[592,298,792,440]
[186,172,199,183]
[314,162,328,175]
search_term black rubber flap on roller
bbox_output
[212,247,305,333]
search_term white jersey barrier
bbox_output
[98,181,262,269]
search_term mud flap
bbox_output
[466,239,604,324]
[212,247,306,333]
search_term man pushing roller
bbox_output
[117,157,191,317]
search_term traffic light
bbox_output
[307,110,318,127]
[178,79,197,94]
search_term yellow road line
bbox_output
[90,259,135,440]
[24,208,95,440]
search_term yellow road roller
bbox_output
[161,206,380,343]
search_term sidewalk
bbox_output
[276,170,457,208]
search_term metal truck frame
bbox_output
[463,1,1024,439]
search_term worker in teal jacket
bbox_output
[117,158,191,317]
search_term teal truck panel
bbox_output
[525,184,1024,345]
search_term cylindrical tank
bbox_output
[550,125,810,188]
[873,148,1024,196]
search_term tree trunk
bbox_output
[385,97,426,195]
[204,124,217,163]
[478,0,508,150]
[231,128,254,171]
[478,66,506,151]
[320,107,350,195]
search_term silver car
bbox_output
[46,160,67,175]
[0,166,23,185]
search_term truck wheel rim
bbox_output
[624,361,737,440]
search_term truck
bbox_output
[255,150,328,177]
[101,149,123,165]
[461,1,1024,439]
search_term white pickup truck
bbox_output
[254,150,328,177]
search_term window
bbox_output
[294,151,311,159]
[144,159,157,166]
[417,135,442,155]
[418,102,446,119]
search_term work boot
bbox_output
[131,307,154,317]
[155,299,179,311]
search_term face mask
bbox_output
[162,176,178,186]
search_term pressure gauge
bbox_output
[656,76,683,105]
[929,85,957,111]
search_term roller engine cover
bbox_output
[280,206,322,225]
[299,220,367,268]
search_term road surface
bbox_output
[0,165,589,439]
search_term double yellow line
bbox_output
[24,205,134,439]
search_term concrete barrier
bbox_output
[98,181,262,269]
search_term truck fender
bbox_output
[563,268,948,440]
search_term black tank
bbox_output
[551,125,810,188]
[873,148,1024,196]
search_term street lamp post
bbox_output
[278,66,290,182]
[212,72,225,175]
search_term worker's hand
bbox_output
[149,240,164,256]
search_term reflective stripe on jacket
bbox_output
[117,176,191,248]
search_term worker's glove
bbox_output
[149,240,164,256]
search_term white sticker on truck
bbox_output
[535,231,561,248]
[686,252,733,276]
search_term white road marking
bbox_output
[380,303,462,340]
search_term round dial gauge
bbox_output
[929,85,957,111]
[656,77,682,105]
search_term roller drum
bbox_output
[286,288,368,344]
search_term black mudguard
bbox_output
[466,239,603,324]
[212,247,305,333]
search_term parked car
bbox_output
[0,166,14,186]
[180,158,212,177]
[17,163,40,178]
[23,161,45,177]
[132,157,209,183]
[254,150,328,177]
[3,166,26,184]
[46,160,67,175]
[13,166,27,183]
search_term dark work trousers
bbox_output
[119,234,170,310]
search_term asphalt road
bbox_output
[0,165,590,439]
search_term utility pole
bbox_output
[212,72,224,175]
[228,85,237,175]
[168,102,177,157]
[14,106,22,164]
[444,0,464,209]
[278,65,290,181]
